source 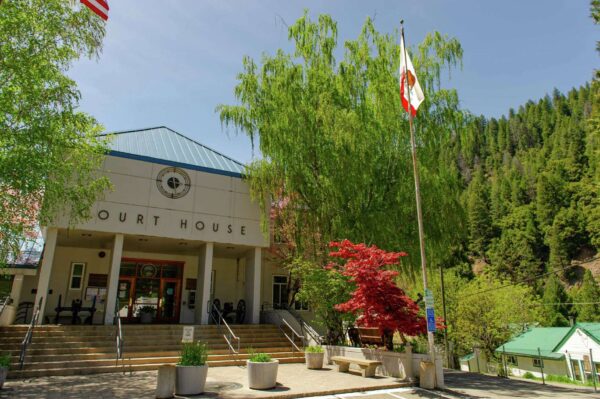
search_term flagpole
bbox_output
[400,20,436,369]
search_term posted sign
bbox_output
[426,307,436,332]
[424,288,434,308]
[182,326,195,343]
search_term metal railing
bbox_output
[280,317,304,353]
[19,296,42,370]
[288,307,323,346]
[208,301,241,364]
[265,308,304,352]
[114,300,124,367]
[0,295,12,320]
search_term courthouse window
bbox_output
[69,262,86,290]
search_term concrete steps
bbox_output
[1,324,305,378]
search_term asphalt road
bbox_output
[441,369,599,398]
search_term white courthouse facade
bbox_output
[3,127,286,326]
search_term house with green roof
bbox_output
[554,322,600,382]
[493,323,600,382]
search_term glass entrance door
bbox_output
[117,258,183,323]
[158,279,181,323]
[117,277,134,318]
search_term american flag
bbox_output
[81,0,109,21]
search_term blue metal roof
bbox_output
[101,126,245,177]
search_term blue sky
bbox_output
[70,0,598,164]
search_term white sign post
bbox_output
[182,326,195,343]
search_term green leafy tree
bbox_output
[454,274,542,358]
[547,204,586,275]
[573,269,600,322]
[295,258,354,344]
[466,169,492,258]
[487,205,543,283]
[218,12,466,271]
[540,273,570,327]
[0,0,110,265]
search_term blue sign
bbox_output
[426,307,436,332]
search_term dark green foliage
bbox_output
[466,169,492,258]
[454,84,597,288]
[541,274,570,326]
[573,270,600,322]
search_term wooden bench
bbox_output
[330,356,382,378]
[357,327,384,347]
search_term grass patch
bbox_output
[521,372,598,387]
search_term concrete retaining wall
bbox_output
[324,345,444,387]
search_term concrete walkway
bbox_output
[0,363,411,399]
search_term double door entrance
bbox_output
[116,258,183,323]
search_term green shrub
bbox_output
[0,354,9,369]
[178,342,208,366]
[305,345,324,353]
[248,351,272,362]
[523,372,535,379]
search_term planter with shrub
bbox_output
[247,351,279,389]
[305,346,324,369]
[176,342,208,395]
[0,353,9,390]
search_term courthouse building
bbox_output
[2,126,286,326]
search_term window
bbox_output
[294,300,309,311]
[506,355,518,366]
[272,275,288,309]
[69,262,86,290]
[533,358,543,368]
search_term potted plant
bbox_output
[305,345,324,369]
[136,305,156,323]
[0,353,9,389]
[247,351,278,389]
[175,342,208,395]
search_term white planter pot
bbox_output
[247,360,279,389]
[0,367,7,390]
[139,312,153,324]
[305,352,324,369]
[175,364,208,395]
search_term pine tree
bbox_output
[574,270,600,322]
[467,169,492,258]
[541,273,570,326]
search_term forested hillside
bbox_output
[457,85,598,286]
[440,81,600,335]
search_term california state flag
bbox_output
[399,36,424,116]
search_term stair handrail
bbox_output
[266,308,304,353]
[114,299,124,366]
[208,301,241,364]
[0,295,12,320]
[19,296,42,370]
[287,307,323,346]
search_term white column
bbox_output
[245,247,262,324]
[195,242,213,325]
[34,227,58,325]
[0,274,25,325]
[104,233,124,325]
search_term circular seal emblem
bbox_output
[156,167,191,199]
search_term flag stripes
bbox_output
[81,0,109,21]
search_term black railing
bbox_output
[19,296,42,370]
[208,301,241,364]
[114,300,124,366]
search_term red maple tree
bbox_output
[330,240,427,345]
